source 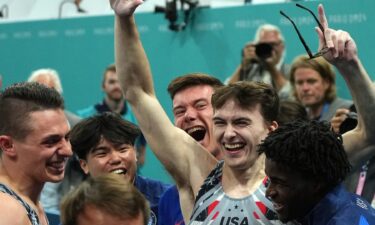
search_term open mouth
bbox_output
[224,143,245,151]
[111,168,127,175]
[272,202,285,212]
[186,126,206,141]
[47,158,68,172]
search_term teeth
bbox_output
[224,143,243,149]
[186,127,204,134]
[273,203,283,210]
[112,169,125,174]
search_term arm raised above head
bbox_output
[316,4,375,166]
[110,0,216,193]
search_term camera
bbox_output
[339,111,358,134]
[255,43,273,59]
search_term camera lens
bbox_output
[255,43,273,59]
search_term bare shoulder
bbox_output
[0,193,31,225]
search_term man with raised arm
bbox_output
[110,1,375,224]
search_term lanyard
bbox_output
[355,160,369,196]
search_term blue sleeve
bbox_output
[158,185,185,225]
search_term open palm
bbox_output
[109,0,143,16]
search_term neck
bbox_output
[222,154,266,198]
[104,96,125,114]
[0,161,44,203]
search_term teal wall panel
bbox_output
[0,0,374,183]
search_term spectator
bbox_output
[277,100,308,125]
[0,82,72,225]
[60,174,150,225]
[28,68,81,128]
[227,24,291,99]
[290,55,352,121]
[69,112,170,225]
[259,120,375,224]
[77,64,147,166]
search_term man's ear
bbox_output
[0,135,16,157]
[268,121,278,132]
[79,159,90,175]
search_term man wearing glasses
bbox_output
[227,24,291,100]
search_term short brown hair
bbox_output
[0,82,64,140]
[102,64,116,86]
[212,81,279,123]
[290,55,336,103]
[167,73,223,99]
[60,174,150,225]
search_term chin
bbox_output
[46,174,65,183]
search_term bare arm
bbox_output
[317,4,375,166]
[0,194,33,225]
[110,0,216,192]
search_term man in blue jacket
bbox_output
[69,112,170,225]
[259,120,375,225]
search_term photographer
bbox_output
[227,24,291,99]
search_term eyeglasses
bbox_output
[280,3,329,59]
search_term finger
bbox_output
[315,27,325,50]
[325,29,338,57]
[335,108,350,116]
[318,4,329,30]
[324,28,334,49]
[336,30,347,58]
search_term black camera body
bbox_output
[339,111,358,134]
[255,43,273,59]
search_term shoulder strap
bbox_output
[0,183,42,225]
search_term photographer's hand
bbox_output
[331,108,350,134]
[241,42,258,69]
[260,49,287,91]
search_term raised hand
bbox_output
[315,4,358,65]
[109,0,143,17]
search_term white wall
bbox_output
[0,0,289,23]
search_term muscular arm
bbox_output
[111,0,216,196]
[317,4,375,167]
[339,59,375,167]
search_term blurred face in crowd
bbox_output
[5,109,72,183]
[293,68,329,108]
[173,84,220,158]
[79,137,137,183]
[33,74,56,89]
[103,71,123,102]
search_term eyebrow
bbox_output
[173,98,208,111]
[40,134,65,144]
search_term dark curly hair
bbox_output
[258,120,351,189]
